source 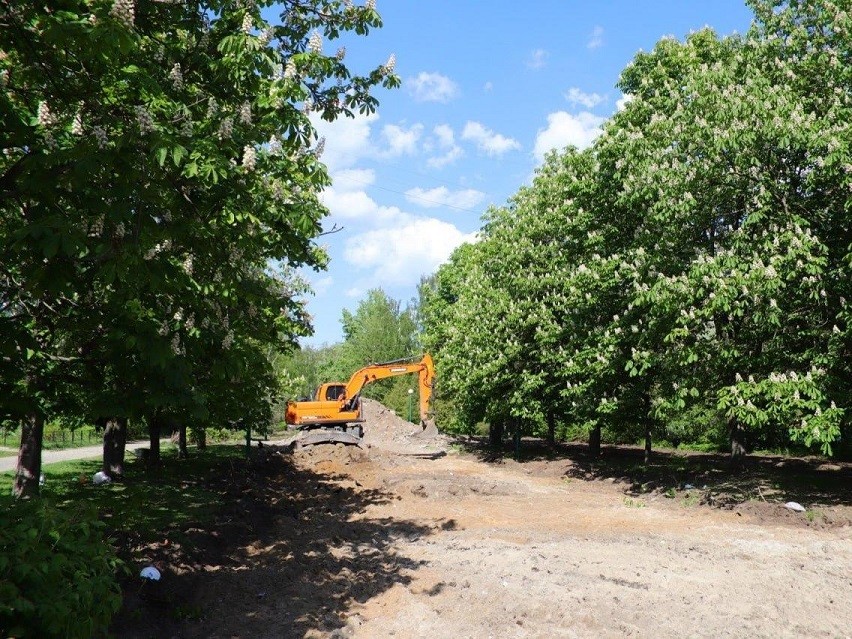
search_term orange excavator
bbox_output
[285,354,436,444]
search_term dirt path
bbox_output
[116,401,852,639]
[0,440,157,473]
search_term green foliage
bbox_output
[422,0,851,457]
[0,0,399,489]
[282,288,420,407]
[0,498,122,639]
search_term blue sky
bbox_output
[293,1,755,346]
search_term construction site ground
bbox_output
[112,399,852,639]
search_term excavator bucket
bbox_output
[417,418,439,439]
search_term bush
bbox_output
[0,497,123,639]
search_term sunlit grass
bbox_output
[1,445,246,550]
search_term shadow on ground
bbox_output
[454,436,852,515]
[109,446,433,639]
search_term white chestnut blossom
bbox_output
[37,101,55,127]
[92,125,108,149]
[169,63,183,89]
[314,137,325,159]
[134,105,154,133]
[308,31,322,54]
[239,101,251,125]
[242,145,256,171]
[71,111,83,136]
[241,13,253,34]
[383,53,396,74]
[217,116,233,140]
[109,0,134,28]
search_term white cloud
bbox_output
[483,81,494,92]
[616,93,634,112]
[434,124,454,147]
[565,87,605,109]
[408,72,459,103]
[527,48,549,69]
[334,168,376,188]
[404,186,485,211]
[427,146,464,169]
[344,218,476,286]
[321,170,405,225]
[427,124,464,168]
[462,121,522,156]
[379,123,423,157]
[533,111,606,160]
[310,112,378,172]
[587,26,604,50]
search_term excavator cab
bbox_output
[319,384,346,401]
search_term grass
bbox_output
[1,445,246,555]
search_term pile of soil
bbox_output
[111,403,852,639]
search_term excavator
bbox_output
[285,354,436,446]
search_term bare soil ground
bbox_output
[112,399,852,639]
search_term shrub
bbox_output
[0,497,123,639]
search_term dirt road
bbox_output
[116,401,852,639]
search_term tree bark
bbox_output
[589,424,601,457]
[488,420,504,449]
[546,411,556,447]
[13,413,44,498]
[729,417,747,463]
[148,411,162,468]
[644,422,652,465]
[196,426,207,450]
[178,423,188,459]
[102,417,127,478]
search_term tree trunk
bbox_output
[644,422,652,465]
[13,413,44,498]
[589,424,601,457]
[512,418,521,460]
[148,411,162,468]
[546,411,556,447]
[488,420,504,449]
[102,417,127,478]
[196,427,207,450]
[729,417,747,463]
[178,423,188,459]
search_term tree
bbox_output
[422,0,850,459]
[1,0,399,495]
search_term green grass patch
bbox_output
[1,445,245,551]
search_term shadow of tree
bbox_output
[452,436,852,509]
[110,445,433,639]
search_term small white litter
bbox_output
[92,471,111,485]
[39,473,45,486]
[140,566,161,581]
[783,501,806,512]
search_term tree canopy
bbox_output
[1,0,399,495]
[422,0,851,458]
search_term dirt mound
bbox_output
[359,398,448,456]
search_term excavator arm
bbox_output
[342,354,435,423]
[286,354,435,429]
